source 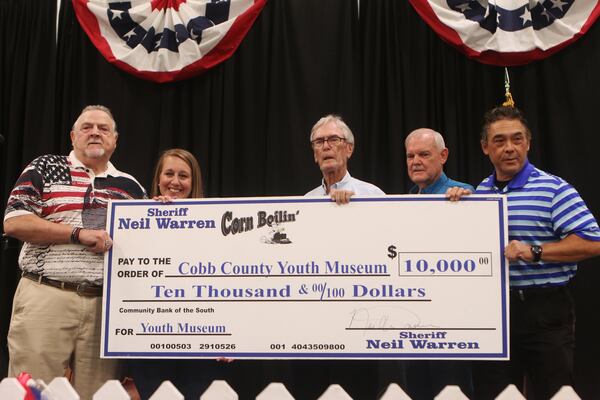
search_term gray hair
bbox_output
[72,105,117,134]
[310,114,355,144]
[405,128,445,150]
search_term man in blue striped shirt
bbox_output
[454,106,600,399]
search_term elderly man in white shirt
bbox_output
[305,114,384,203]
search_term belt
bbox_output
[510,285,567,301]
[21,271,102,297]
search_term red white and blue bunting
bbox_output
[408,0,600,65]
[73,0,267,82]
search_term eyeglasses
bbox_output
[311,136,346,148]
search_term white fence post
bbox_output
[495,384,526,399]
[434,385,469,400]
[92,379,130,400]
[46,377,79,400]
[550,386,581,400]
[149,381,184,400]
[200,380,238,400]
[0,377,26,400]
[317,384,353,400]
[256,382,295,399]
[378,383,412,399]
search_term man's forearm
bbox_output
[541,234,600,263]
[3,214,73,245]
[506,234,600,263]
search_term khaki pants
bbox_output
[8,278,119,400]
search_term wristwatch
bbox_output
[530,245,542,262]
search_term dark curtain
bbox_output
[359,1,503,194]
[0,0,57,377]
[2,0,600,398]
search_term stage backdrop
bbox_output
[1,0,599,398]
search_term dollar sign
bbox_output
[387,245,397,259]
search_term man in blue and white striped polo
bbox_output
[462,106,600,400]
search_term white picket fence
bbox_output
[0,377,583,400]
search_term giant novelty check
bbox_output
[101,195,509,360]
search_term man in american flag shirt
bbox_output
[3,105,146,399]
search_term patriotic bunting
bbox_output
[73,0,267,82]
[409,0,600,65]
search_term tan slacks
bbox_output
[8,278,119,400]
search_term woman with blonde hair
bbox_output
[150,148,203,199]
[126,149,232,398]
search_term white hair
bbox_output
[72,105,117,134]
[405,128,445,150]
[310,114,355,144]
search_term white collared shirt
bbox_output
[305,171,384,196]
